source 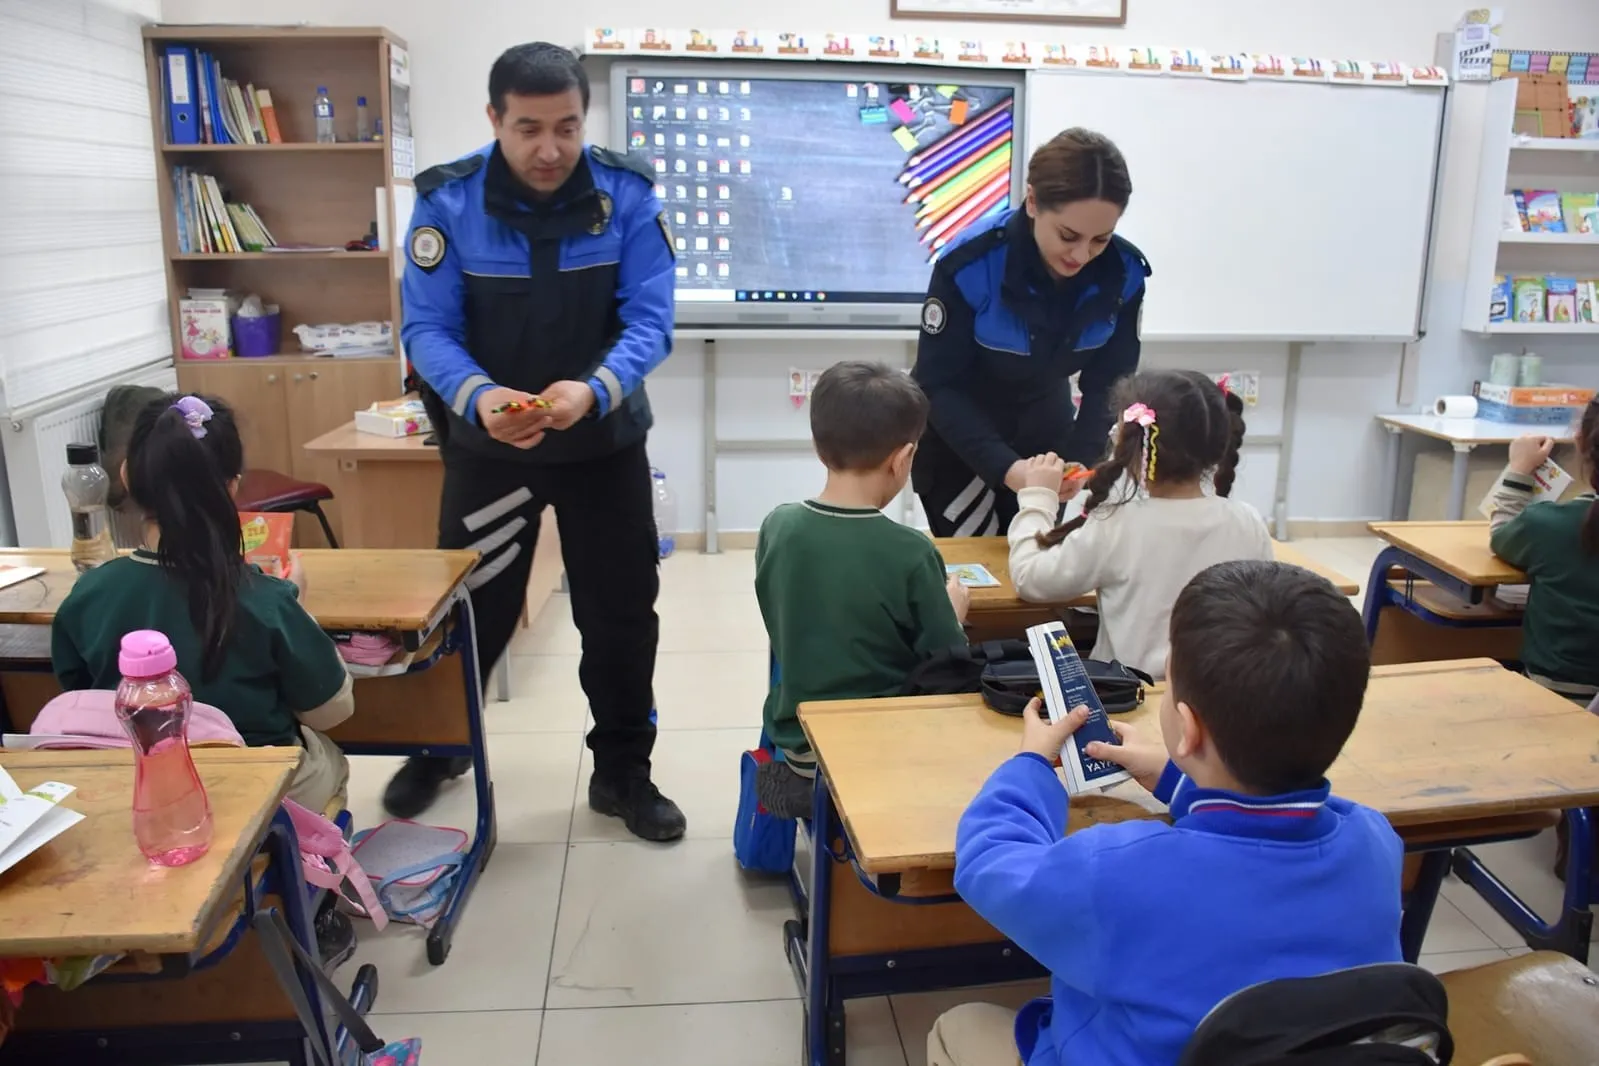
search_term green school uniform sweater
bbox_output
[52,551,349,746]
[755,501,967,761]
[1489,490,1599,688]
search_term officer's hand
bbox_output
[540,380,597,431]
[476,387,550,450]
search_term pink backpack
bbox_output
[30,689,244,748]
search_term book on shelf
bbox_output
[172,166,278,254]
[166,48,287,146]
[256,88,283,143]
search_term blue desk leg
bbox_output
[1399,849,1452,963]
[797,774,845,1066]
[1361,547,1406,645]
[425,593,498,966]
[1452,808,1595,962]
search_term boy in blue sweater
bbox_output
[932,559,1402,1066]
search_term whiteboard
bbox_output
[1025,71,1446,341]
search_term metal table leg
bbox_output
[1447,443,1475,521]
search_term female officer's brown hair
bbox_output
[1027,128,1132,211]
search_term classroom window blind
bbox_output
[0,0,168,417]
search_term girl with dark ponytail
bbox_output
[1006,369,1272,679]
[1487,398,1599,705]
[52,394,355,810]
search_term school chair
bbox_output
[235,469,340,549]
[1437,951,1599,1066]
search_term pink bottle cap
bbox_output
[119,630,178,678]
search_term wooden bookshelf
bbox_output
[142,25,409,546]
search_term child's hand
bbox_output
[945,574,971,623]
[1020,453,1068,492]
[1083,720,1166,794]
[1508,434,1554,476]
[1021,697,1089,763]
[286,551,308,599]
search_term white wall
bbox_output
[159,0,1599,530]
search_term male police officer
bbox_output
[386,43,685,841]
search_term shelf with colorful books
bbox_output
[162,142,384,153]
[1483,321,1599,335]
[1499,231,1599,245]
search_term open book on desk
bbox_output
[1026,621,1131,794]
[0,766,84,878]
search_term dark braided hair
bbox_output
[1035,369,1244,548]
[1580,398,1599,556]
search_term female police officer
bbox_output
[912,128,1148,537]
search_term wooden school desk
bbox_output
[0,748,365,1065]
[936,535,1359,641]
[1363,521,1526,666]
[0,548,490,967]
[790,660,1599,1066]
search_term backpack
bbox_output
[1178,963,1453,1066]
[29,689,245,748]
[349,820,469,927]
[900,640,1150,715]
[733,738,799,874]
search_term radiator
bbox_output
[1,364,178,548]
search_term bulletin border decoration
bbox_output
[1492,50,1599,86]
[580,28,1447,88]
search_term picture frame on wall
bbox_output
[889,0,1127,25]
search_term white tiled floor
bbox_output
[325,538,1595,1065]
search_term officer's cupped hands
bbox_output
[477,386,554,450]
[538,380,597,431]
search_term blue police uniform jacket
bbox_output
[401,143,675,464]
[911,209,1149,490]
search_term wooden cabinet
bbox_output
[177,356,400,544]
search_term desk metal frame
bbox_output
[789,768,1596,1066]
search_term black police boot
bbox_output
[382,755,472,819]
[588,773,687,842]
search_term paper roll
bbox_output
[1434,395,1478,419]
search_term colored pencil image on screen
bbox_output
[895,95,1014,262]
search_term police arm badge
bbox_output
[920,297,947,335]
[409,225,447,272]
[656,209,675,256]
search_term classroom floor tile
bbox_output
[890,982,1050,1066]
[378,1009,543,1064]
[653,649,769,731]
[494,653,590,732]
[536,998,907,1066]
[1417,895,1503,955]
[568,727,747,842]
[546,837,798,1009]
[355,843,566,1015]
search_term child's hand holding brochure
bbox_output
[1026,622,1131,793]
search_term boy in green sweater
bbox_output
[755,361,970,816]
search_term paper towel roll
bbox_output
[1434,395,1478,418]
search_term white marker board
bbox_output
[1025,71,1446,341]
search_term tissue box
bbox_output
[354,399,432,438]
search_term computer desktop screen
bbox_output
[610,63,1024,328]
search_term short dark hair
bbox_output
[1027,127,1132,212]
[810,362,929,471]
[489,42,589,116]
[1169,560,1370,795]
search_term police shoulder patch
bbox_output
[409,225,446,271]
[921,297,947,335]
[590,145,656,184]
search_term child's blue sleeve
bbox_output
[954,753,1107,996]
[400,196,494,426]
[588,185,675,418]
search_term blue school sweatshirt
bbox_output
[955,756,1403,1066]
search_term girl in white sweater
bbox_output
[1008,369,1273,678]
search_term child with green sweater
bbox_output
[755,362,970,816]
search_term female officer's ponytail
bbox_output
[1027,128,1132,211]
[1034,370,1242,548]
[124,394,247,681]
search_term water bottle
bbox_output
[355,95,371,141]
[314,87,335,143]
[115,631,213,867]
[62,443,115,572]
[651,468,677,560]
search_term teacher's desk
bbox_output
[0,547,489,967]
[790,659,1599,1066]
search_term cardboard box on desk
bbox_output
[354,399,431,438]
[1474,382,1593,426]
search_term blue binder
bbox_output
[162,45,199,144]
[200,50,232,145]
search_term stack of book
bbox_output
[190,49,283,144]
[1472,383,1596,425]
[172,166,276,254]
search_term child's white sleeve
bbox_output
[1007,486,1116,602]
[295,670,355,731]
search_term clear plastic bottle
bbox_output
[314,86,335,143]
[651,468,677,560]
[115,630,213,867]
[62,443,115,572]
[355,95,371,141]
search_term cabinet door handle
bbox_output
[309,371,319,381]
[293,373,304,382]
[266,373,278,384]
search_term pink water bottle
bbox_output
[115,630,213,866]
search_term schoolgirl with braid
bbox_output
[1006,370,1273,678]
